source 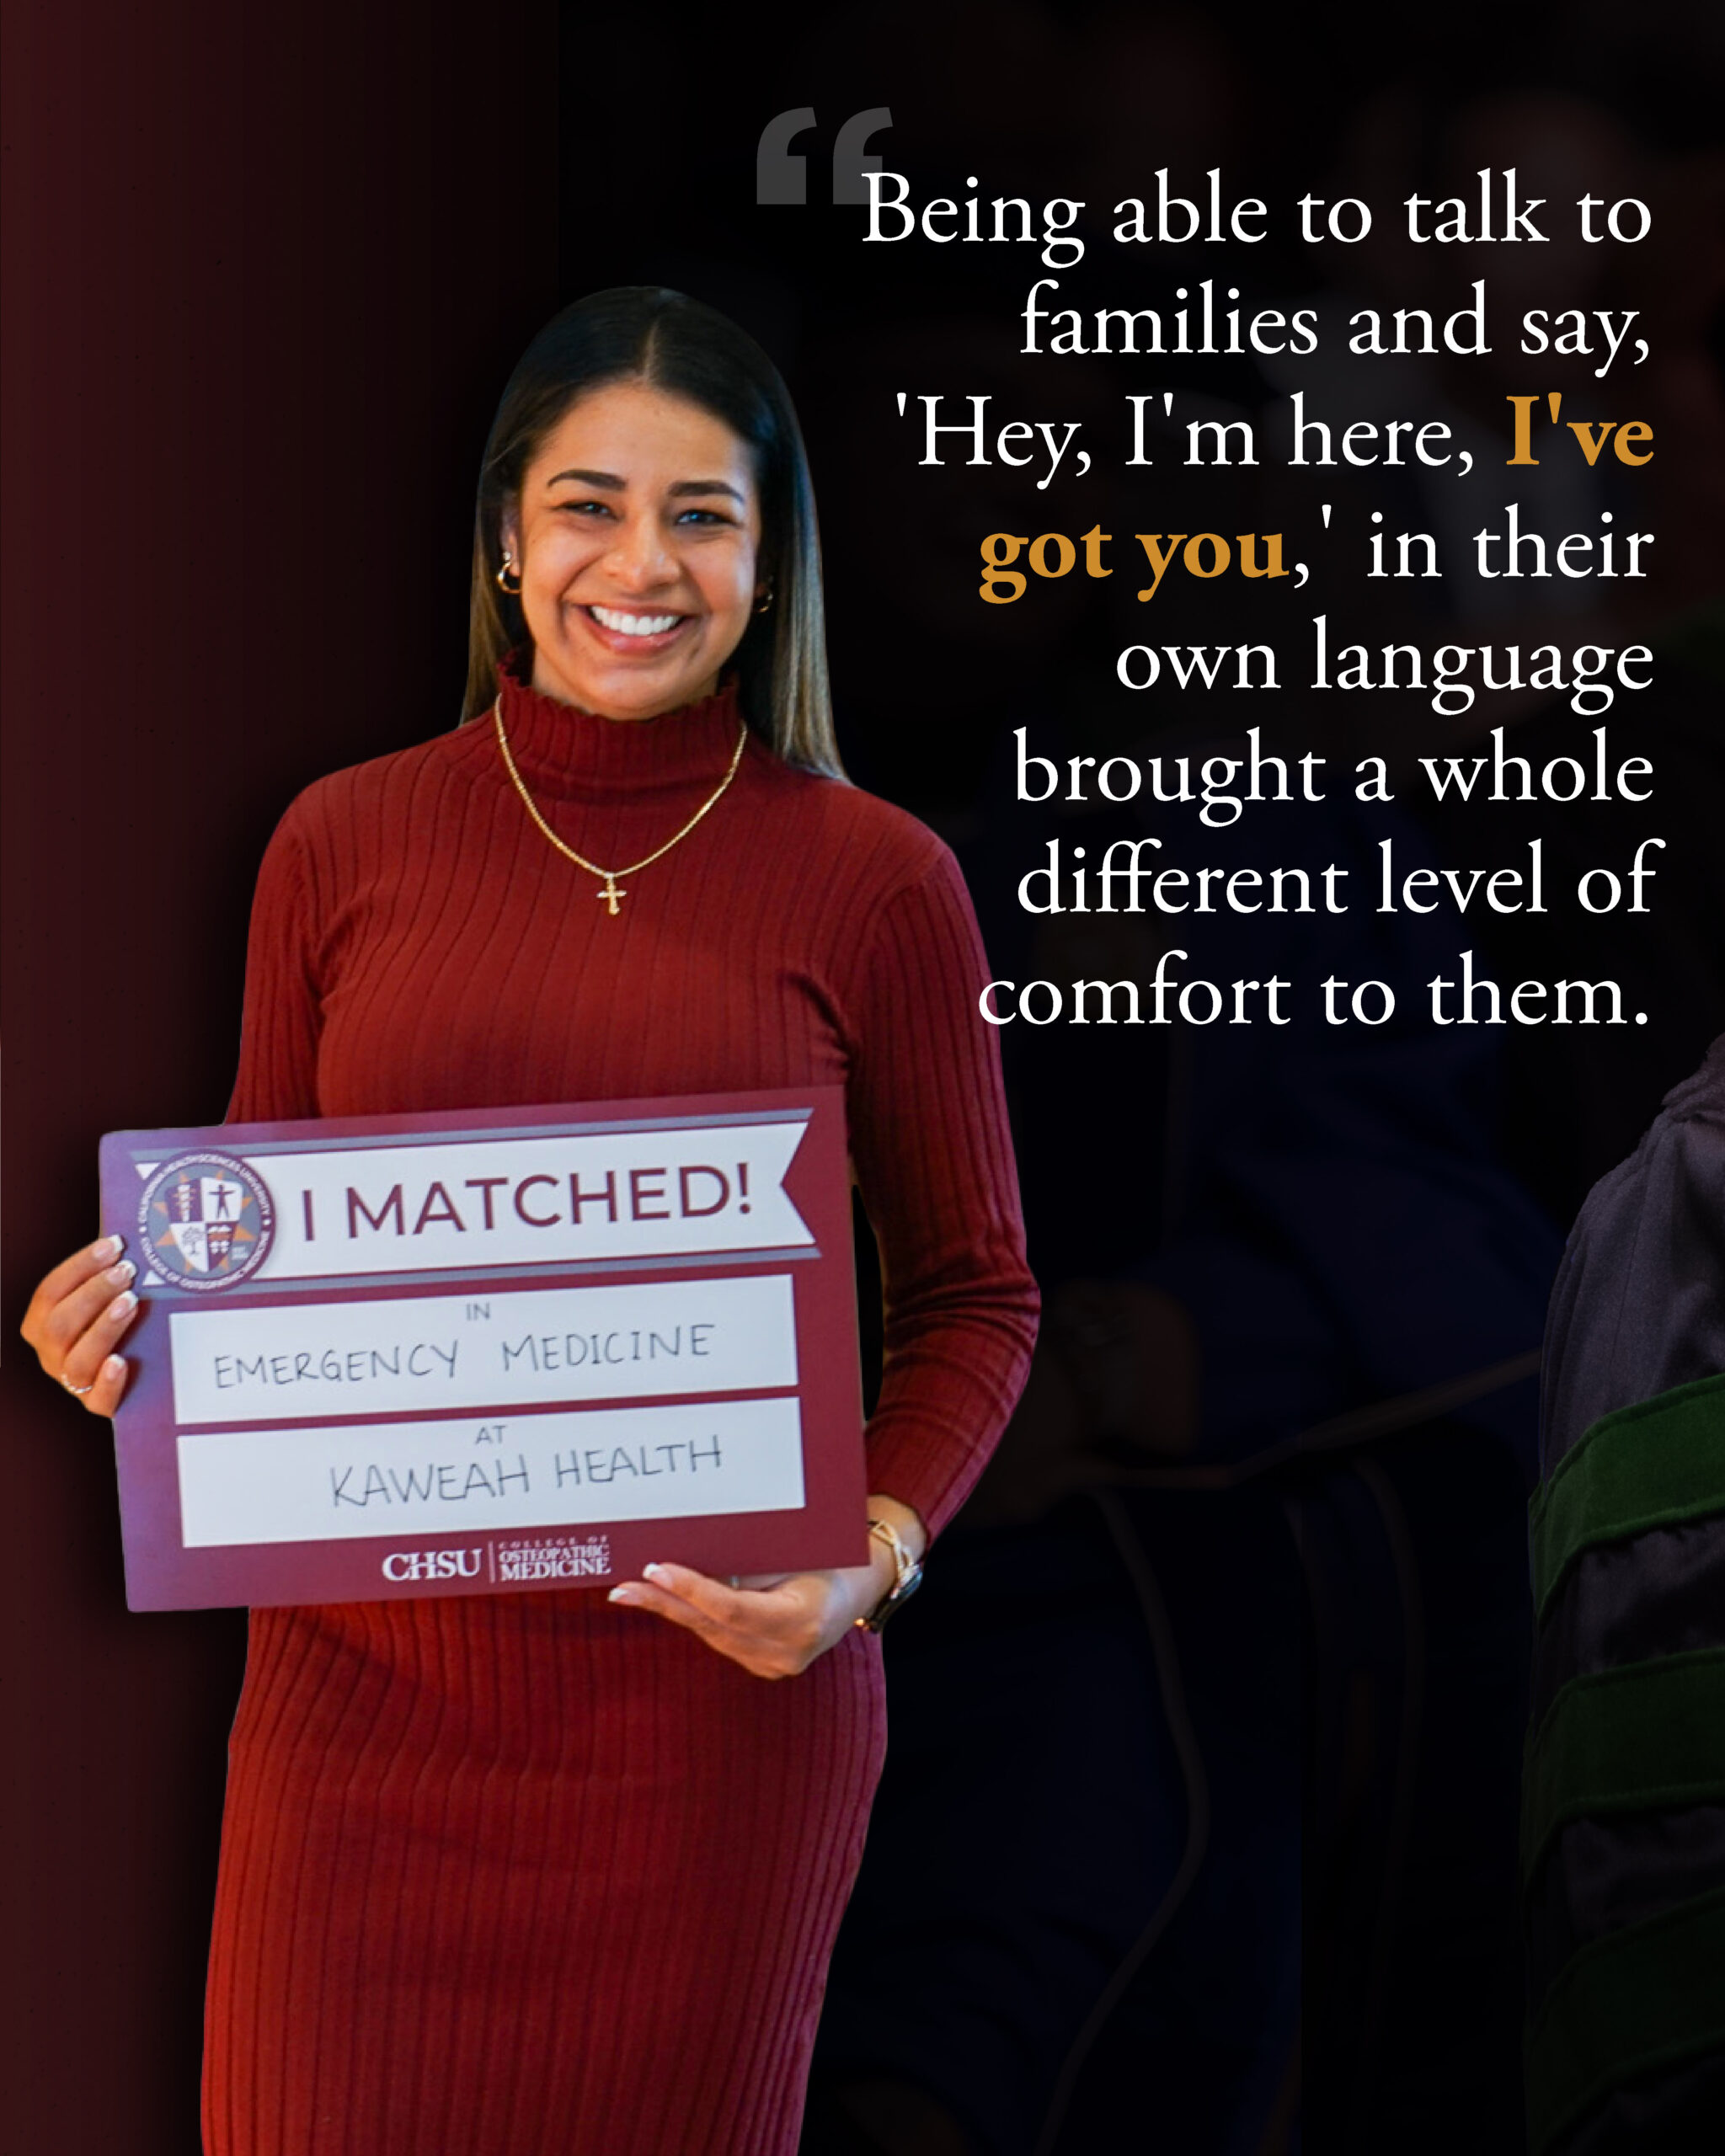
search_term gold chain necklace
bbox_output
[492,692,748,915]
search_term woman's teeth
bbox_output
[589,606,682,638]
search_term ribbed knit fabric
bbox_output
[202,661,1038,2156]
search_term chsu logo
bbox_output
[381,1548,482,1582]
[137,1147,275,1292]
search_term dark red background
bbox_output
[3,5,557,2143]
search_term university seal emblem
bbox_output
[137,1150,275,1291]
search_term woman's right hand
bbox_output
[19,1236,141,1417]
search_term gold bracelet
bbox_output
[855,1518,924,1632]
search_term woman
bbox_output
[22,287,1038,2155]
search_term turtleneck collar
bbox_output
[489,648,750,802]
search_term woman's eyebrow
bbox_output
[542,470,745,504]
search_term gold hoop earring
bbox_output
[495,552,523,596]
[754,581,775,616]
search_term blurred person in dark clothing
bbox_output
[1523,1037,1725,2156]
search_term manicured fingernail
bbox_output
[643,1562,669,1581]
[104,1356,126,1382]
[607,1586,635,1604]
[93,1235,122,1262]
[109,1290,137,1321]
[106,1260,136,1288]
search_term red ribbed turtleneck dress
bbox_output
[203,663,1038,2156]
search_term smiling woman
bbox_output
[500,383,764,720]
[467,286,841,771]
[19,286,1038,2156]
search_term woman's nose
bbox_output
[604,517,676,590]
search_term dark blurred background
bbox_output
[4,3,1721,2151]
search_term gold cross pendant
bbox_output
[599,877,626,915]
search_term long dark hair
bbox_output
[465,286,842,778]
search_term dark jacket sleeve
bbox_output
[1523,1036,1725,2156]
[1540,1036,1725,1474]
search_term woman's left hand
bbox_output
[606,1495,921,1679]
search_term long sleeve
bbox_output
[841,848,1039,1539]
[226,798,326,1126]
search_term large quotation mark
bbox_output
[831,108,894,204]
[756,108,895,205]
